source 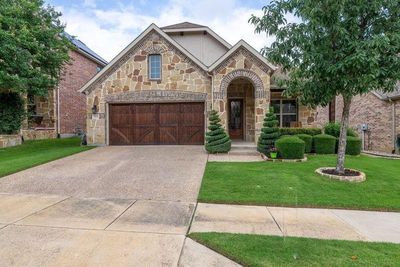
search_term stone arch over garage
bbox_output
[219,69,265,99]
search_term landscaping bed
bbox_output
[190,233,400,267]
[198,155,400,211]
[0,138,93,177]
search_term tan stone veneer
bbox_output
[84,31,277,145]
[85,30,212,145]
[212,49,272,143]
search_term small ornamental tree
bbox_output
[205,110,231,153]
[0,0,71,132]
[257,107,280,154]
[250,0,400,174]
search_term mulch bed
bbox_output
[322,168,361,176]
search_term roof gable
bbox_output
[79,24,208,94]
[209,40,277,73]
[161,22,206,30]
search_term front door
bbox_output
[228,99,244,140]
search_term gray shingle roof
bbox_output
[161,22,206,30]
[63,32,107,66]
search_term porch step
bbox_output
[229,142,260,156]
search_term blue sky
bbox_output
[46,0,276,61]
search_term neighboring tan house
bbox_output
[22,33,107,140]
[80,22,318,146]
[316,85,400,153]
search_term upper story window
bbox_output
[149,54,161,80]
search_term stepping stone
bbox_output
[190,203,281,235]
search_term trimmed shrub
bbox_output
[324,122,357,138]
[205,110,231,153]
[346,136,362,155]
[276,136,305,159]
[313,134,336,154]
[257,107,280,154]
[296,134,313,153]
[279,127,322,136]
[0,92,25,134]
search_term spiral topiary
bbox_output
[257,107,280,154]
[205,110,231,153]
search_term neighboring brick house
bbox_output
[315,85,400,153]
[22,33,107,140]
[80,22,317,146]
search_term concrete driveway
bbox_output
[0,146,207,202]
[0,146,239,266]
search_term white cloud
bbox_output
[56,0,278,62]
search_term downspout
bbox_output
[389,99,396,153]
[56,84,60,138]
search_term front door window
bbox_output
[229,99,243,140]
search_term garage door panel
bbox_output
[133,127,156,145]
[159,127,178,144]
[109,102,204,145]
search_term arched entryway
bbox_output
[227,78,255,142]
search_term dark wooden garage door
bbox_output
[109,103,204,145]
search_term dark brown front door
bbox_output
[109,103,204,145]
[228,99,244,140]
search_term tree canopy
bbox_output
[250,0,400,107]
[250,0,400,174]
[0,0,71,96]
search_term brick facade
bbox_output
[316,93,400,153]
[59,50,100,135]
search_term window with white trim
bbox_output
[271,99,298,127]
[149,54,161,80]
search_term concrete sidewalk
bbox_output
[0,193,238,267]
[190,203,400,243]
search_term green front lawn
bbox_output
[199,155,400,211]
[0,138,93,177]
[190,233,400,267]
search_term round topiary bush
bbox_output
[0,92,25,134]
[205,110,231,153]
[276,136,305,159]
[313,134,336,154]
[296,134,313,153]
[346,136,362,155]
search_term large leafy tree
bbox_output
[250,0,400,174]
[0,0,71,96]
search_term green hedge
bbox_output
[279,127,322,136]
[346,136,362,155]
[324,122,358,137]
[313,134,336,154]
[296,134,313,153]
[276,136,305,159]
[0,92,25,134]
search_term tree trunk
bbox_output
[336,96,352,175]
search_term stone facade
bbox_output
[227,80,255,142]
[316,93,400,153]
[211,49,272,143]
[0,135,22,148]
[85,30,212,145]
